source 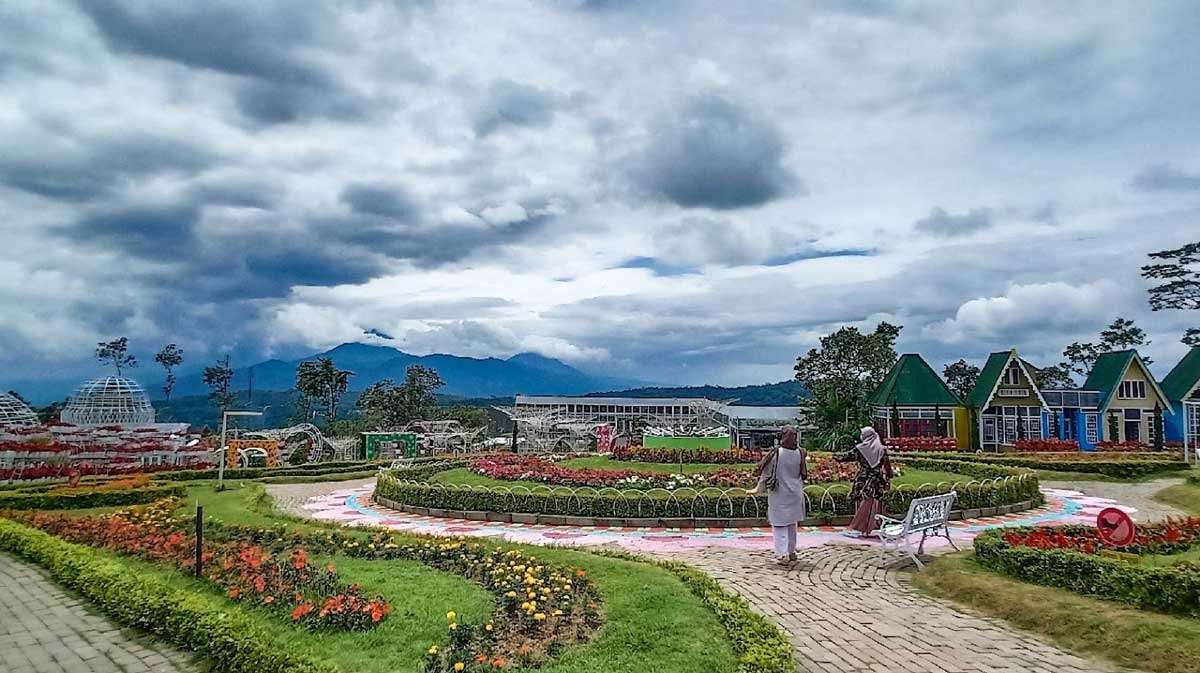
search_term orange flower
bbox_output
[576,570,586,578]
[327,564,336,572]
[493,659,505,668]
[228,588,240,599]
[263,595,275,604]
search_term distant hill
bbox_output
[160,342,644,400]
[586,380,807,406]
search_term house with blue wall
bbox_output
[1161,346,1200,444]
[1082,350,1172,446]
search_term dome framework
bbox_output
[60,377,156,427]
[0,392,39,427]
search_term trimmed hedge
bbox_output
[974,528,1200,618]
[153,461,385,482]
[0,519,337,673]
[374,458,1039,519]
[905,452,1191,479]
[0,482,185,510]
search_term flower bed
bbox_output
[0,519,335,673]
[0,461,215,481]
[609,446,763,464]
[902,452,1191,479]
[0,481,186,509]
[974,520,1200,618]
[1012,438,1080,452]
[1095,440,1157,452]
[376,457,1038,520]
[467,454,859,490]
[7,504,392,631]
[192,520,605,671]
[885,437,958,452]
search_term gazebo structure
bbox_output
[0,392,39,427]
[60,376,156,427]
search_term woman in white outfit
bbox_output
[747,427,807,564]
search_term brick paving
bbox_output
[0,552,198,673]
[654,544,1130,673]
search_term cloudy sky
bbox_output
[2,0,1198,398]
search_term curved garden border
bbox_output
[373,457,1041,527]
[901,452,1191,479]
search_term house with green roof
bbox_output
[1161,346,1200,445]
[868,353,970,448]
[1082,349,1171,446]
[965,349,1054,451]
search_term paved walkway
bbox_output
[0,552,197,673]
[272,478,1150,673]
[654,544,1124,673]
[1040,476,1186,523]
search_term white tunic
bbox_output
[757,447,807,526]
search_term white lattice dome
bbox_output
[60,376,155,426]
[0,392,38,427]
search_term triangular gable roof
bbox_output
[1083,349,1171,412]
[869,353,961,407]
[966,351,1010,408]
[964,349,1049,410]
[1161,346,1200,403]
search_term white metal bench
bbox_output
[874,492,958,569]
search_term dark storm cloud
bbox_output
[232,79,371,126]
[0,132,215,202]
[913,207,994,237]
[1130,163,1200,192]
[63,204,200,258]
[472,79,559,136]
[636,96,799,210]
[340,184,421,221]
[188,176,282,210]
[77,0,332,86]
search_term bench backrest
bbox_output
[902,492,956,531]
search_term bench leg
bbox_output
[943,525,960,551]
[904,536,923,569]
[917,529,929,555]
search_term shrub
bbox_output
[0,482,185,509]
[902,452,1191,479]
[610,446,763,464]
[974,525,1200,618]
[0,519,337,673]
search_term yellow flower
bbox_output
[534,613,546,621]
[446,611,457,621]
[449,623,458,630]
[428,645,439,655]
[527,591,536,599]
[455,664,465,672]
[485,623,493,632]
[553,610,563,616]
[505,591,517,598]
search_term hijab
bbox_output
[855,426,886,468]
[780,427,798,450]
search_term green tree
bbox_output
[1031,362,1075,389]
[794,322,902,439]
[1062,316,1152,378]
[942,359,980,401]
[1141,241,1200,346]
[96,337,137,376]
[356,365,446,430]
[441,404,490,430]
[295,358,354,426]
[202,355,236,413]
[154,343,184,402]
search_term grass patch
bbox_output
[1153,482,1200,516]
[171,481,743,673]
[914,552,1200,673]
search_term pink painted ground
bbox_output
[296,484,1122,554]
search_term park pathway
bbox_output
[270,477,1147,673]
[1040,476,1186,523]
[651,544,1127,673]
[0,552,198,673]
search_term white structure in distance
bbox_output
[0,392,39,427]
[60,376,156,427]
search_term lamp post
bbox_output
[219,410,263,490]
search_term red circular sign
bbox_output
[1096,507,1137,547]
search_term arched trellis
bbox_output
[244,423,340,462]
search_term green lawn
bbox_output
[154,482,741,673]
[915,552,1200,673]
[1153,481,1200,516]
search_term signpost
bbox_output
[1096,507,1137,547]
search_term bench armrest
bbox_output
[875,514,903,526]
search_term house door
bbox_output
[1124,409,1142,442]
[982,417,997,446]
[1061,412,1075,440]
[1002,417,1018,445]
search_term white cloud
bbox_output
[480,202,528,226]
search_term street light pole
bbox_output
[218,410,264,490]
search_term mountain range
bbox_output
[161,343,645,400]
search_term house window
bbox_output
[1085,414,1098,444]
[1002,364,1022,385]
[1123,408,1142,442]
[1118,380,1146,399]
